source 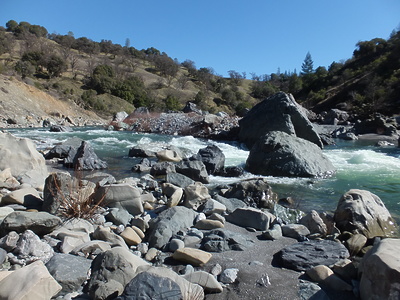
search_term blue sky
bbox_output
[1,1,399,77]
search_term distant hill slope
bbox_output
[0,74,106,127]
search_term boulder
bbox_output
[1,187,42,209]
[220,268,239,284]
[334,189,397,238]
[306,265,352,292]
[44,137,83,160]
[46,253,92,294]
[85,247,149,300]
[49,124,72,132]
[0,131,48,189]
[113,111,128,122]
[92,226,128,249]
[150,161,176,177]
[128,145,156,158]
[245,131,335,178]
[277,240,350,272]
[212,194,246,213]
[226,207,275,231]
[162,183,183,207]
[183,270,223,293]
[299,210,328,236]
[359,238,400,300]
[194,219,224,230]
[0,260,61,300]
[238,92,323,149]
[193,145,225,175]
[165,172,195,188]
[93,183,144,216]
[8,230,54,265]
[261,224,283,240]
[175,159,209,184]
[184,182,211,210]
[183,101,202,114]
[221,177,276,208]
[172,247,212,266]
[134,265,204,300]
[355,114,398,136]
[0,168,20,189]
[71,240,112,257]
[281,224,310,240]
[147,206,197,249]
[70,140,108,170]
[43,172,96,216]
[202,228,255,252]
[322,109,349,125]
[116,271,182,300]
[0,211,61,236]
[156,149,182,162]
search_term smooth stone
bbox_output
[172,247,212,266]
[220,268,239,284]
[183,270,223,293]
[120,227,142,246]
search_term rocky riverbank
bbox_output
[0,129,399,300]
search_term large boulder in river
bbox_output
[0,131,48,189]
[359,238,400,300]
[193,145,225,175]
[69,140,108,170]
[334,189,397,238]
[239,92,323,149]
[245,131,335,178]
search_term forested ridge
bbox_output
[0,19,399,118]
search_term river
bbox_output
[6,126,400,222]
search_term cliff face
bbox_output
[0,75,106,128]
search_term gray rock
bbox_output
[128,145,156,158]
[0,131,48,189]
[281,224,311,239]
[0,211,61,236]
[44,137,83,160]
[298,280,330,300]
[271,204,306,224]
[226,207,275,231]
[9,230,54,265]
[183,182,211,210]
[116,271,182,300]
[113,111,128,122]
[71,141,108,170]
[93,183,144,216]
[176,159,209,184]
[193,145,225,175]
[46,253,92,294]
[299,210,328,236]
[49,125,73,132]
[165,172,195,188]
[147,206,197,249]
[359,238,400,300]
[277,240,350,271]
[246,131,335,178]
[106,207,132,226]
[0,230,19,251]
[212,194,246,213]
[85,247,149,300]
[261,224,282,240]
[183,270,223,293]
[334,189,397,238]
[239,92,323,149]
[202,228,254,252]
[150,161,176,176]
[220,268,239,284]
[92,226,128,249]
[0,248,7,265]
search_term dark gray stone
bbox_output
[165,172,195,189]
[147,206,197,249]
[116,272,182,300]
[239,92,323,149]
[106,208,132,226]
[46,253,92,294]
[44,137,83,160]
[0,211,61,236]
[226,207,274,231]
[49,125,73,132]
[0,248,7,265]
[212,194,246,214]
[277,240,350,271]
[128,146,156,158]
[246,131,335,178]
[72,141,108,170]
[201,229,255,252]
[175,159,209,184]
[193,145,225,175]
[150,162,176,177]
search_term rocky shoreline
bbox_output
[1,92,400,299]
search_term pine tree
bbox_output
[301,51,314,75]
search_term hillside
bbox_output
[0,19,399,123]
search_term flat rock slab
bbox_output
[276,239,349,272]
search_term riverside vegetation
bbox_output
[0,20,400,300]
